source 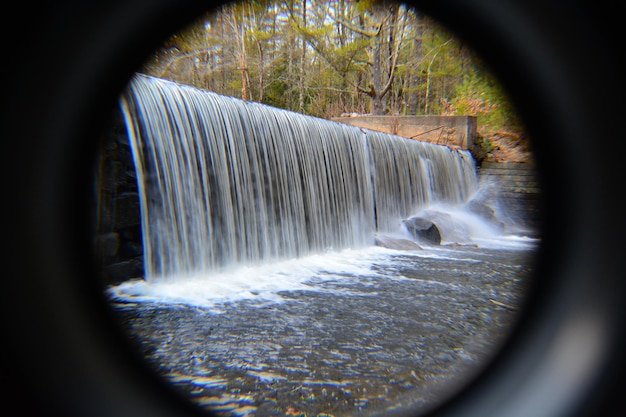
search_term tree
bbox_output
[293,0,409,115]
[140,0,521,133]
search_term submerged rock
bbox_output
[103,257,144,285]
[424,210,473,243]
[375,233,422,251]
[402,217,442,245]
[466,199,496,221]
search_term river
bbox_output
[108,236,537,417]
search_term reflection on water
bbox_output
[109,239,536,417]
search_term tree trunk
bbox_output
[371,94,384,115]
[257,42,264,102]
[239,19,249,101]
[369,38,384,115]
[298,0,306,113]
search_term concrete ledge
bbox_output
[331,115,477,150]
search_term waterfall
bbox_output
[120,74,478,282]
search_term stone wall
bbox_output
[477,161,543,236]
[331,115,477,151]
[93,108,144,285]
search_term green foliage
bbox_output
[141,0,523,134]
[449,63,522,132]
[470,132,497,163]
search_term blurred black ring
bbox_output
[2,1,624,417]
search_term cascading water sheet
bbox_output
[108,74,538,417]
[120,74,478,283]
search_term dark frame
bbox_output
[2,1,624,416]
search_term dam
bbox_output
[94,74,539,416]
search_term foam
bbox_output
[107,247,391,309]
[107,210,539,309]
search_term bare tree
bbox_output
[298,1,408,114]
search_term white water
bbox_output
[111,74,535,307]
[109,247,389,309]
[108,233,535,310]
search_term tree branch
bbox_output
[326,13,379,38]
[157,50,209,77]
[380,14,406,97]
[291,16,372,97]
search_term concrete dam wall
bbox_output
[94,101,540,286]
[331,115,477,151]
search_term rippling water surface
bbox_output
[109,236,536,417]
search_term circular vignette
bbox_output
[2,1,625,417]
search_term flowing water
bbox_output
[106,74,539,417]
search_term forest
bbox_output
[141,0,531,161]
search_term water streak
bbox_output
[120,74,478,282]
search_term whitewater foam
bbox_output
[107,247,390,309]
[107,232,537,310]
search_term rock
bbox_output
[94,232,120,258]
[119,240,143,258]
[443,242,479,248]
[113,192,141,229]
[423,210,472,243]
[402,217,442,245]
[102,257,144,285]
[375,233,422,250]
[466,199,496,221]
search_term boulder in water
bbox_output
[465,200,507,233]
[375,233,423,250]
[102,257,144,285]
[423,210,472,243]
[402,217,442,245]
[466,199,496,221]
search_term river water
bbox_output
[108,236,537,417]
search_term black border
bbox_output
[2,1,625,416]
